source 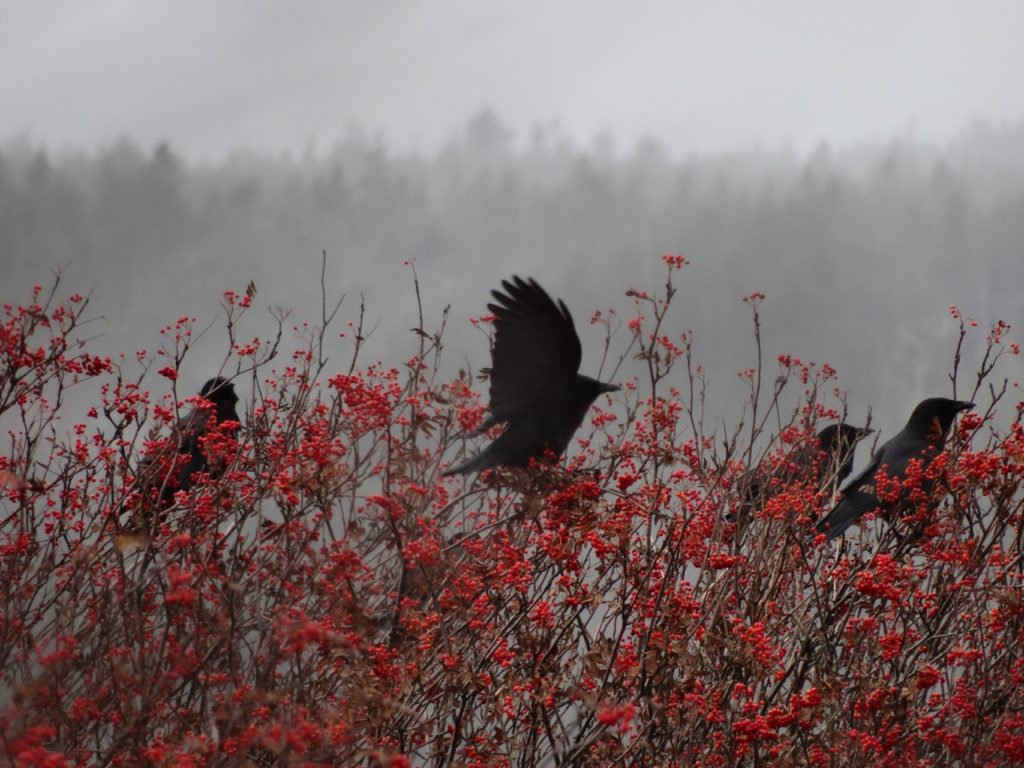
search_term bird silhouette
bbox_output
[167,377,241,498]
[444,277,619,475]
[815,398,973,540]
[138,377,241,509]
[738,422,873,508]
[130,377,241,541]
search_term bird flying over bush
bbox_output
[444,277,618,476]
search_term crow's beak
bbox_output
[859,428,875,438]
[955,401,976,412]
[599,382,621,394]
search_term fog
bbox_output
[2,116,1023,437]
[5,1,1024,159]
[2,1,1023,439]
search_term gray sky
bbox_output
[4,0,1024,159]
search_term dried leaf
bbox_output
[0,470,22,491]
[115,532,149,553]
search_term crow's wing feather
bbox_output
[817,489,881,539]
[170,406,213,492]
[837,440,887,495]
[486,277,582,422]
[173,407,211,454]
[816,439,888,538]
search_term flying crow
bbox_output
[443,277,619,476]
[814,398,973,540]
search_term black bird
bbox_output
[738,423,873,509]
[133,377,240,536]
[814,398,974,540]
[168,377,241,497]
[443,277,619,476]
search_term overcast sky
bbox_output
[3,0,1024,159]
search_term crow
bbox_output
[731,423,871,527]
[131,377,240,538]
[814,398,974,540]
[169,377,240,496]
[443,277,619,476]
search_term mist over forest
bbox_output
[2,112,1023,437]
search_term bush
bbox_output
[1,261,1022,766]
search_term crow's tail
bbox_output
[442,447,496,477]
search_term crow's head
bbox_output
[815,422,873,485]
[200,377,240,422]
[906,398,974,441]
[818,422,873,451]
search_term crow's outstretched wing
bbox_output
[444,277,595,476]
[485,276,582,425]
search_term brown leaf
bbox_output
[115,532,149,553]
[0,470,22,491]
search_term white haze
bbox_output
[3,1,1024,159]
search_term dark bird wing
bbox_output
[816,444,886,539]
[173,406,211,454]
[484,276,582,427]
[169,386,240,495]
[170,406,214,494]
[135,380,240,532]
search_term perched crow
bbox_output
[132,377,240,536]
[814,398,974,540]
[443,277,619,476]
[737,423,873,510]
[168,377,241,497]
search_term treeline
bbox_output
[1,112,1022,429]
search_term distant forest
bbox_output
[2,111,1023,430]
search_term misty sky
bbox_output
[4,0,1024,159]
